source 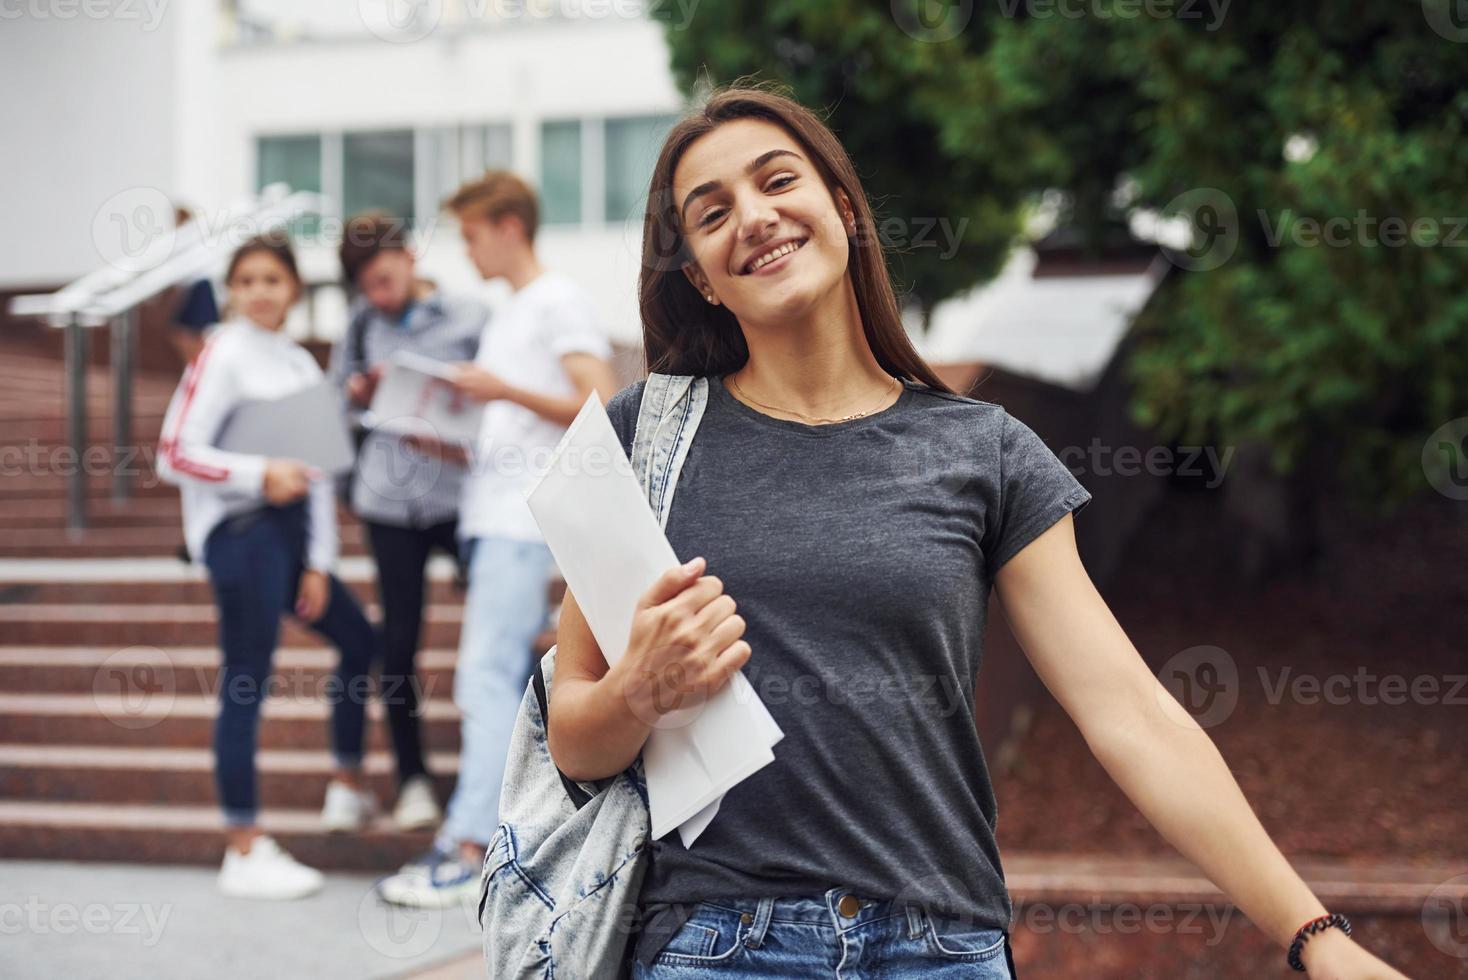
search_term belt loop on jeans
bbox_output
[904,904,924,940]
[743,897,775,949]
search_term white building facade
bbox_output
[1,1,689,347]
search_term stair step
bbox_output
[0,524,375,558]
[0,800,435,870]
[0,496,180,529]
[0,693,465,751]
[0,475,179,500]
[1002,851,1468,916]
[0,554,457,582]
[0,578,465,605]
[0,603,471,646]
[0,745,459,808]
[0,541,372,559]
[0,646,458,696]
[0,415,168,443]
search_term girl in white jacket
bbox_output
[157,233,380,900]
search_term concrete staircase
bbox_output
[0,344,553,871]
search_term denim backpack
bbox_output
[479,373,709,980]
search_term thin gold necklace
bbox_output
[729,374,901,424]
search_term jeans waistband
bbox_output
[689,888,1007,947]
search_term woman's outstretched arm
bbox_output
[993,514,1409,979]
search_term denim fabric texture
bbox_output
[632,892,1016,979]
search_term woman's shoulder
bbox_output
[907,380,1009,425]
[194,319,250,364]
[605,377,648,426]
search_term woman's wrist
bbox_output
[1294,913,1353,972]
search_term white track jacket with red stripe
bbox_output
[156,315,338,571]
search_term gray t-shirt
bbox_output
[603,373,1092,964]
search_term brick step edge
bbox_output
[1001,852,1468,917]
[0,800,435,871]
[0,745,460,808]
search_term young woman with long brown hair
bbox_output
[544,84,1408,978]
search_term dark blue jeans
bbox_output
[203,501,378,826]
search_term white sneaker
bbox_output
[321,780,379,833]
[218,835,324,900]
[375,848,480,909]
[392,775,442,831]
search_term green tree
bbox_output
[660,1,1468,507]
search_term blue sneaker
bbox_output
[376,849,479,908]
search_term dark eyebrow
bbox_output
[680,149,805,222]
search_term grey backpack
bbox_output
[479,373,709,979]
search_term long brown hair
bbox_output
[637,81,955,394]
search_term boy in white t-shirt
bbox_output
[376,170,619,907]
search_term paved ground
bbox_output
[0,860,483,979]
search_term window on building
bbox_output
[540,120,582,225]
[343,130,415,225]
[605,115,676,224]
[257,134,323,234]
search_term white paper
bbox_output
[215,380,355,473]
[524,392,784,844]
[364,351,484,444]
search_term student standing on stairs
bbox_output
[375,171,619,907]
[329,211,488,832]
[156,232,381,900]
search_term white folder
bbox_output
[364,350,484,445]
[215,379,356,474]
[524,391,783,846]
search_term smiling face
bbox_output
[673,117,857,328]
[226,250,300,331]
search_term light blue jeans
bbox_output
[440,534,557,847]
[633,890,1016,979]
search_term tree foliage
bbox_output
[660,1,1468,506]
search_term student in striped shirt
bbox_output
[156,232,380,900]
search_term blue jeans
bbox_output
[633,890,1016,979]
[202,502,378,826]
[440,535,557,847]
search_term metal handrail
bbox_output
[5,184,331,533]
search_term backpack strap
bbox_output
[347,300,372,372]
[531,657,595,810]
[632,373,708,529]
